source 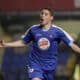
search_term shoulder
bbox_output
[24,24,40,33]
[23,24,40,35]
[51,24,70,36]
[51,24,65,32]
[52,24,74,41]
[29,24,40,30]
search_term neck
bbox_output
[42,23,51,30]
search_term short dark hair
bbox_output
[41,8,54,16]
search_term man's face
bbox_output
[40,9,53,26]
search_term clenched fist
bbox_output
[0,40,5,47]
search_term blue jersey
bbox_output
[21,24,74,70]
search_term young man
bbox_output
[0,8,80,80]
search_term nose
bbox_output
[40,15,43,20]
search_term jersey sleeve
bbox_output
[58,28,74,46]
[21,28,33,44]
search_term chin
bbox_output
[40,22,45,26]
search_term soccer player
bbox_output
[0,8,80,80]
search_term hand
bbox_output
[0,40,4,47]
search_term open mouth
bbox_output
[40,18,44,23]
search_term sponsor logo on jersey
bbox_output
[38,37,50,50]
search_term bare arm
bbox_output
[69,43,80,53]
[0,40,26,48]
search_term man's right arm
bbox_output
[0,40,26,48]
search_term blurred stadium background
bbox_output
[0,0,80,80]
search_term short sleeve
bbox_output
[58,28,74,46]
[21,28,33,44]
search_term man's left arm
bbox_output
[69,43,80,53]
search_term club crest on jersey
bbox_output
[38,37,50,50]
[27,65,34,73]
